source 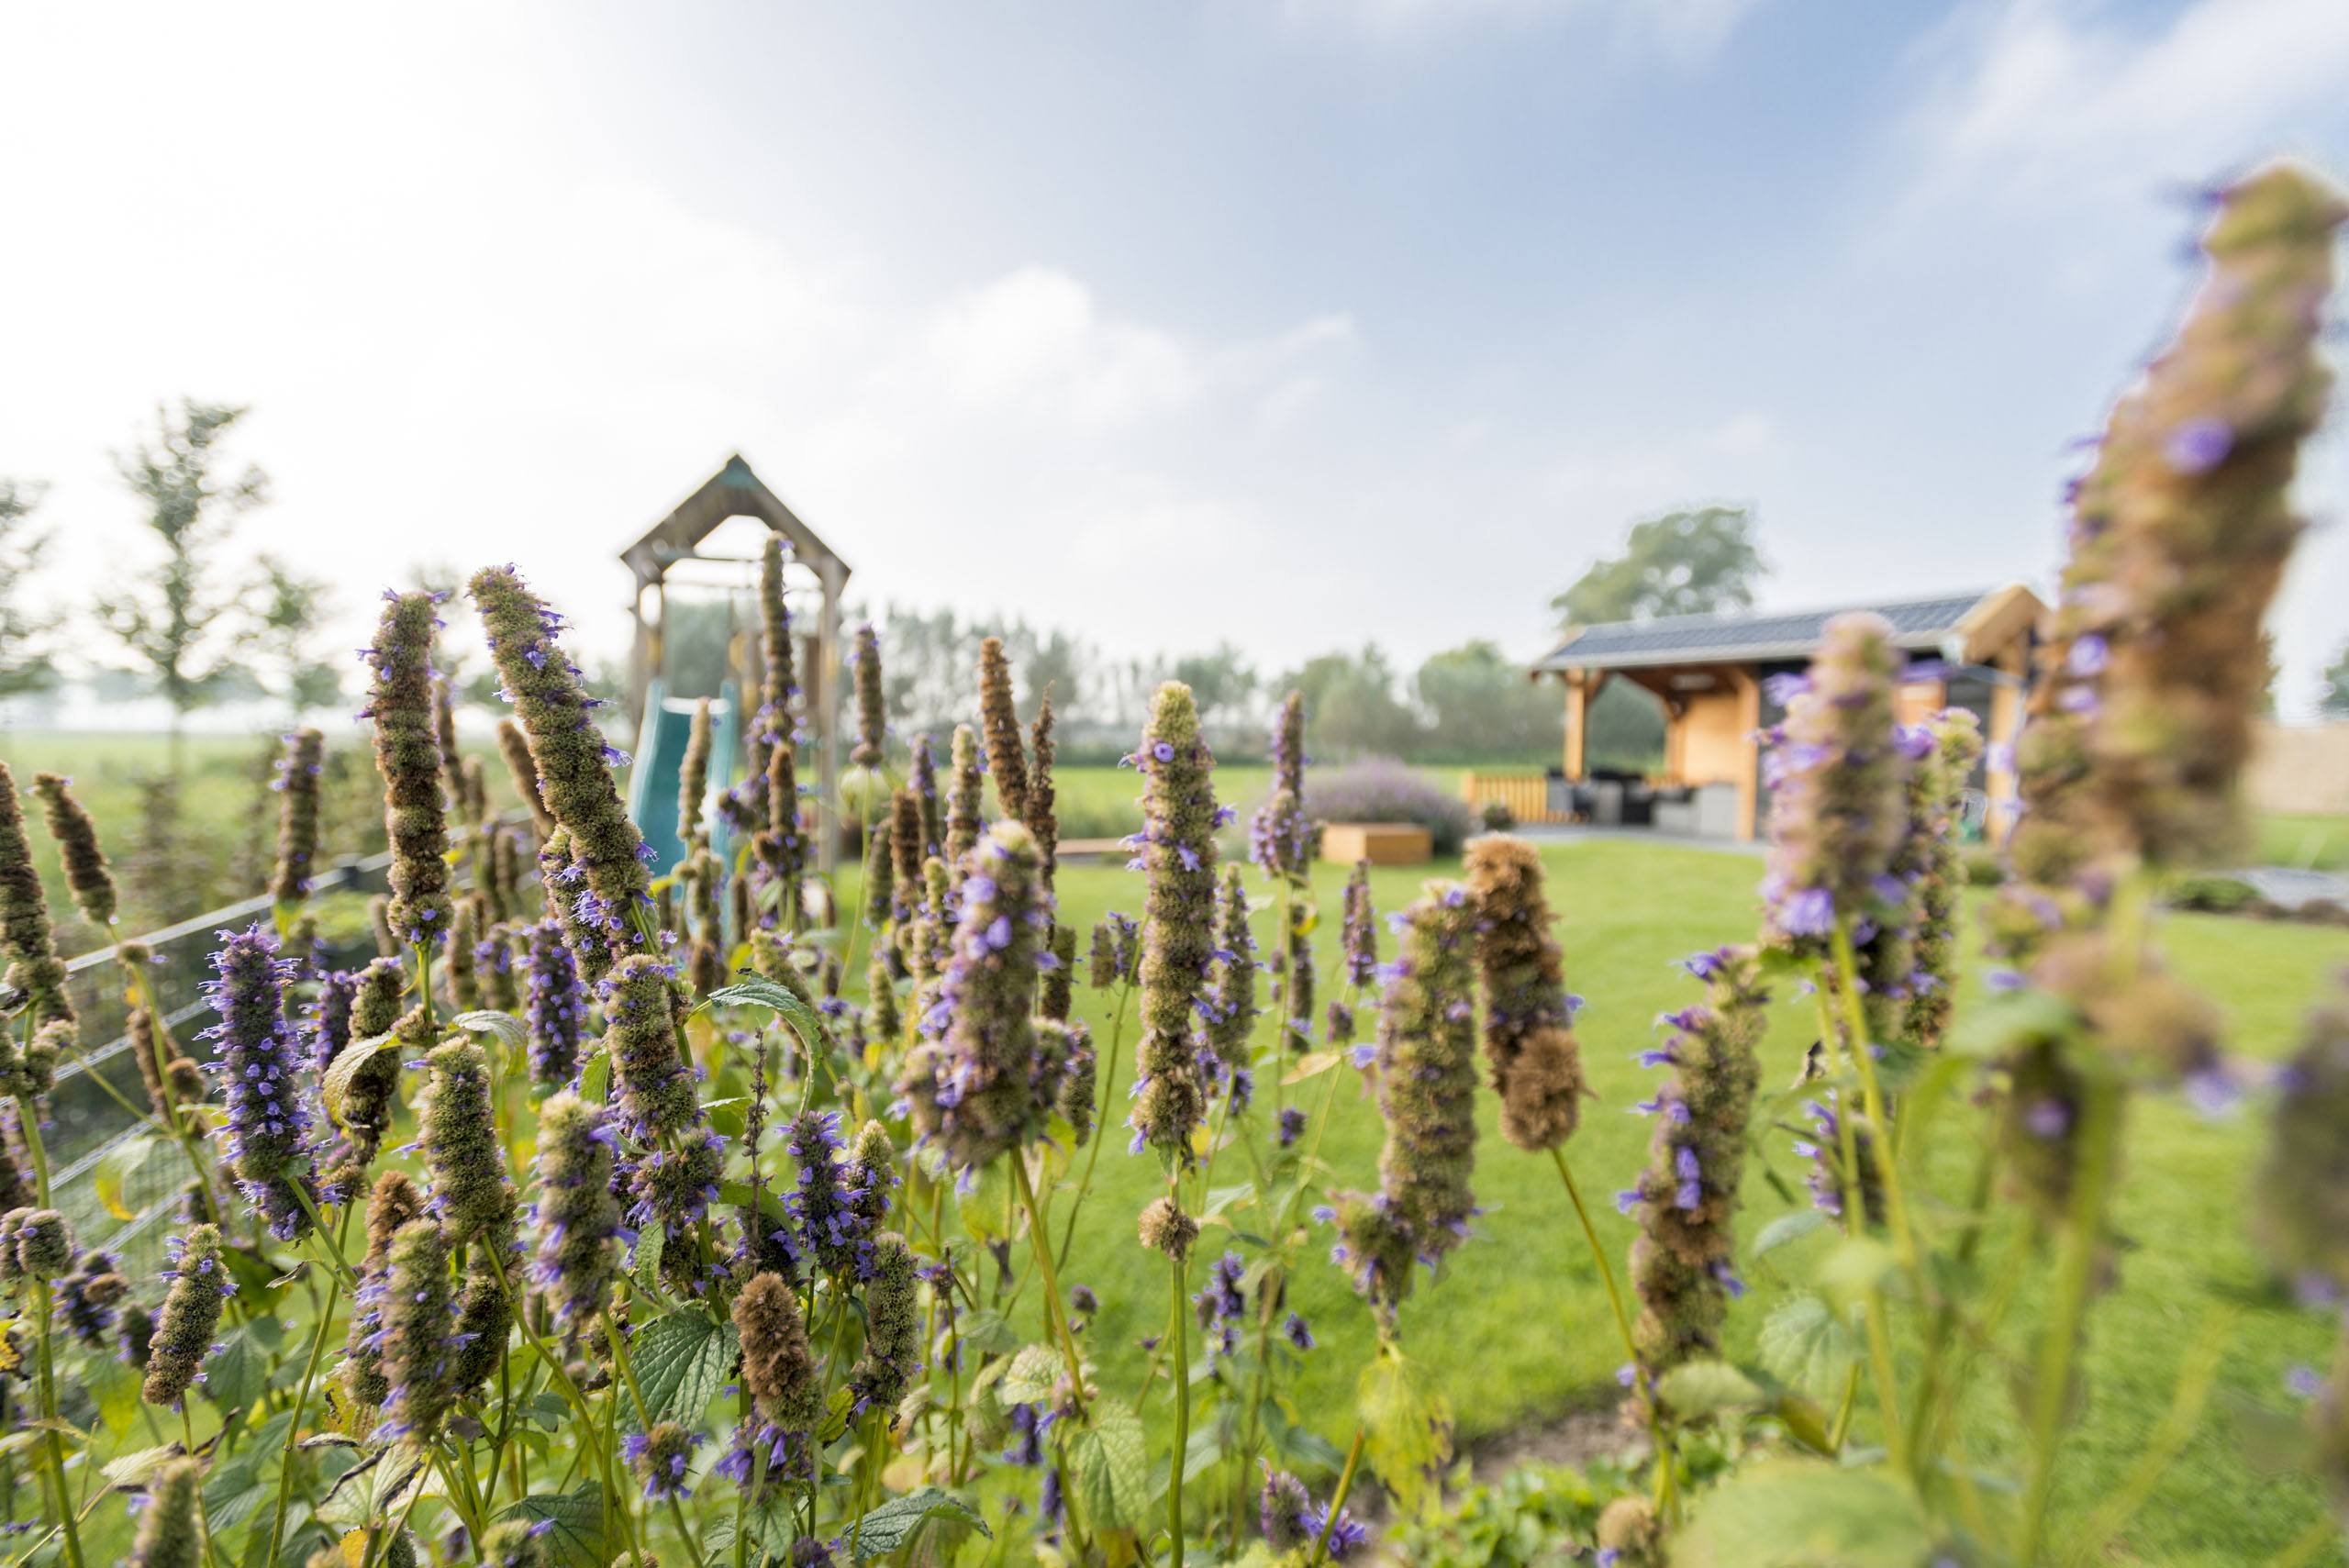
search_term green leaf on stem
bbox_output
[449,1009,528,1051]
[841,1486,991,1562]
[1757,1295,1861,1403]
[627,1310,740,1431]
[1674,1460,1933,1568]
[495,1484,607,1568]
[1655,1359,1765,1418]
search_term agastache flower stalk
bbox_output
[1905,709,1983,1051]
[978,636,1029,821]
[2255,970,2349,1297]
[447,1249,512,1400]
[1207,868,1258,1065]
[469,566,651,956]
[345,1171,427,1418]
[849,1231,920,1418]
[1464,836,1588,1151]
[946,724,983,881]
[477,920,520,1012]
[417,1038,517,1247]
[378,1217,456,1442]
[532,1090,620,1326]
[757,535,799,742]
[142,1224,231,1407]
[495,716,554,837]
[446,897,483,1011]
[1026,691,1059,897]
[432,674,462,805]
[734,1270,826,1434]
[1759,613,1910,953]
[1090,912,1139,990]
[539,827,614,984]
[759,733,803,929]
[1041,925,1077,1023]
[1625,949,1765,1376]
[201,926,317,1241]
[910,735,942,857]
[678,697,713,854]
[270,728,325,905]
[310,967,359,1076]
[1129,684,1219,1165]
[603,955,700,1140]
[1372,883,1481,1266]
[862,816,894,929]
[1249,691,1313,882]
[897,822,1057,1171]
[29,773,115,929]
[2070,165,2345,873]
[364,593,453,950]
[128,1456,202,1568]
[850,622,887,771]
[890,787,923,921]
[321,956,407,1199]
[1341,860,1377,987]
[0,760,73,1042]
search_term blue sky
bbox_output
[3,0,2346,713]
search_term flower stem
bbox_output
[262,1203,354,1567]
[1306,1424,1365,1568]
[1166,1243,1191,1568]
[28,1281,83,1568]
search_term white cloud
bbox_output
[1908,0,2349,197]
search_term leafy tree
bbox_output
[1171,642,1257,734]
[1551,503,1765,628]
[97,400,270,766]
[1283,645,1419,760]
[0,480,62,707]
[250,555,342,721]
[1026,628,1086,715]
[2321,642,2349,717]
[1413,640,1563,762]
[1548,505,1767,775]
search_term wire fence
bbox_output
[39,845,413,1284]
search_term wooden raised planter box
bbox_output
[1319,822,1433,866]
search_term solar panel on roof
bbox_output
[1533,591,1991,671]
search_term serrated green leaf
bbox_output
[629,1311,736,1430]
[1094,1398,1152,1526]
[1757,1295,1861,1403]
[321,1032,403,1126]
[205,1327,269,1416]
[1358,1343,1452,1518]
[999,1343,1061,1406]
[843,1485,990,1562]
[1752,1208,1827,1259]
[698,979,829,1053]
[1675,1460,1935,1568]
[496,1484,607,1568]
[1656,1358,1765,1418]
[449,1009,528,1051]
[632,1222,665,1296]
[101,1445,179,1487]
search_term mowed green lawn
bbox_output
[901,837,2345,1567]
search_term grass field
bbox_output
[958,839,2344,1566]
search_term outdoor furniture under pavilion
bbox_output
[1473,584,2046,842]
